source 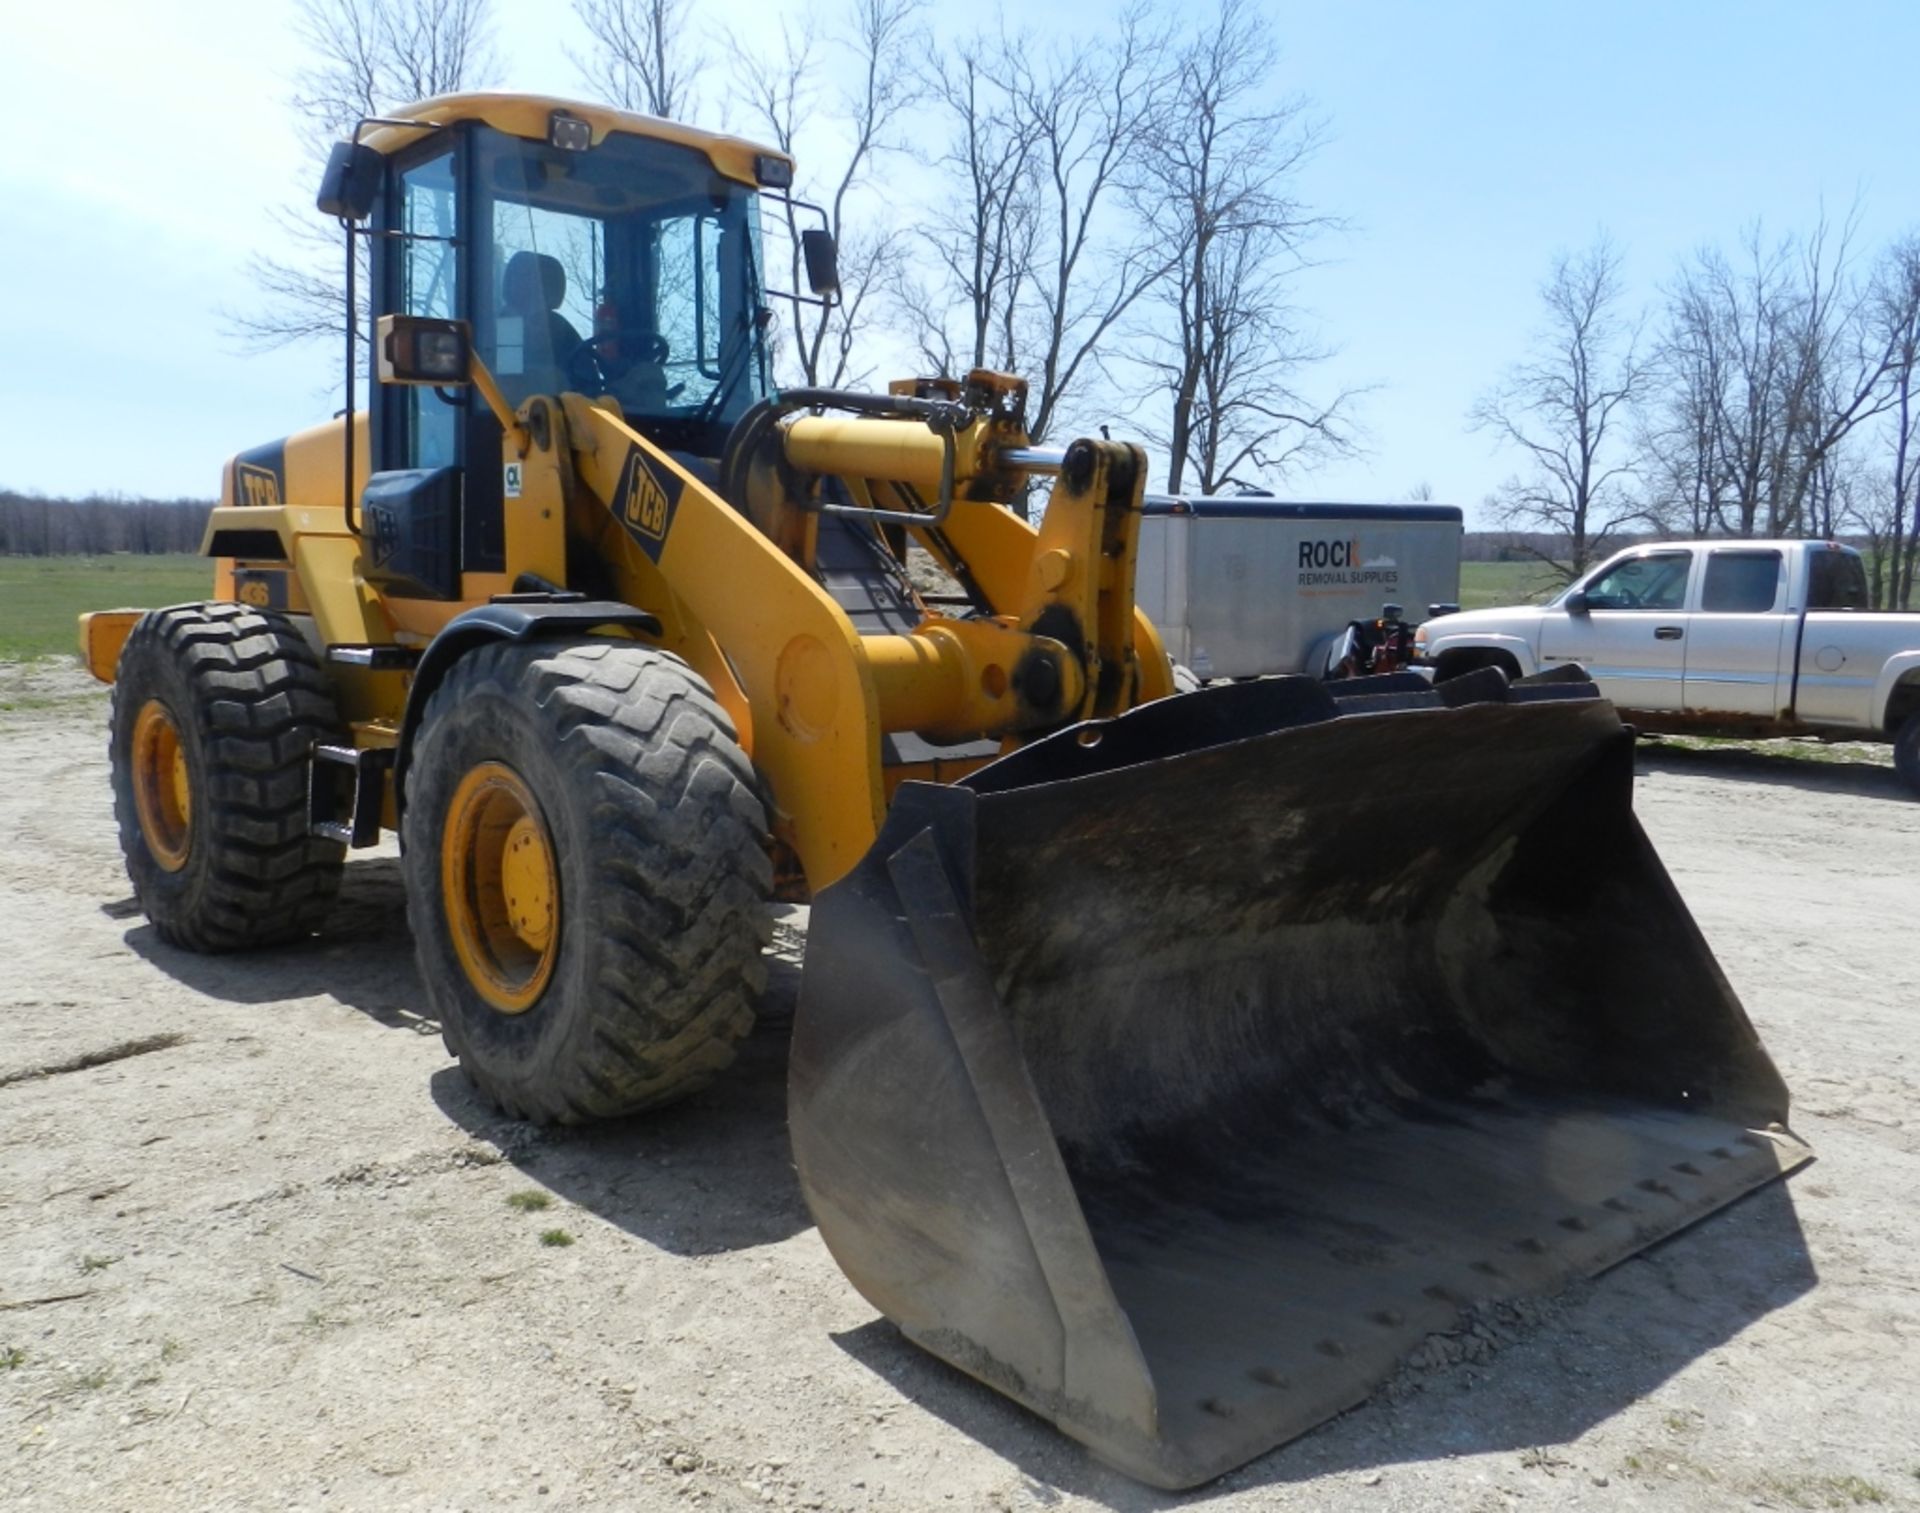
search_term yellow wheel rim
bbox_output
[131,699,192,872]
[441,761,559,1014]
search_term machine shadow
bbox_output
[428,918,811,1257]
[1635,741,1909,801]
[830,1179,1817,1509]
[427,1015,808,1257]
[128,857,812,1256]
[121,855,431,1031]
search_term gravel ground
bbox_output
[2,660,1916,1512]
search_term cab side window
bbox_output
[1699,550,1783,613]
[399,152,459,471]
[1808,550,1870,610]
[1582,552,1691,611]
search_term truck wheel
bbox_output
[109,602,346,951]
[402,639,773,1123]
[1895,712,1920,796]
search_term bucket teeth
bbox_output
[791,672,1810,1489]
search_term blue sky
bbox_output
[2,0,1914,524]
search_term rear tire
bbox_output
[110,602,346,951]
[1894,711,1920,797]
[402,639,773,1123]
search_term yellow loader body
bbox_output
[81,92,1808,1488]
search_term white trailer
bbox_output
[1134,498,1464,680]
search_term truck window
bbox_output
[1582,552,1691,611]
[1700,550,1782,613]
[1807,548,1870,610]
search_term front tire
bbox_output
[402,639,772,1123]
[110,602,346,951]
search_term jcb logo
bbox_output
[626,469,670,538]
[617,450,676,545]
[613,447,682,562]
[237,463,281,509]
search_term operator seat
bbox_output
[499,251,583,402]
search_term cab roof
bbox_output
[358,92,790,189]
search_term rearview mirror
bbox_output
[1563,589,1591,615]
[801,228,840,298]
[316,140,382,221]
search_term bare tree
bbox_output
[1470,236,1649,579]
[899,39,1039,381]
[1648,233,1796,538]
[1132,0,1357,494]
[1013,9,1172,448]
[1772,210,1904,536]
[732,0,921,389]
[904,9,1171,458]
[1867,235,1920,606]
[571,0,699,121]
[1642,214,1905,542]
[227,0,495,360]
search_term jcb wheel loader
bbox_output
[80,94,1810,1488]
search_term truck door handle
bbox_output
[1654,626,1683,640]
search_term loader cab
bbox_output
[367,114,777,569]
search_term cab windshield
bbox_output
[474,125,771,447]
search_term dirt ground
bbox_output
[3,660,1917,1513]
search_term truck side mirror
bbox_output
[1563,590,1591,615]
[316,140,382,221]
[801,229,840,299]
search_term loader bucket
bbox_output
[790,670,1811,1489]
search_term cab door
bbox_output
[1538,549,1695,710]
[368,131,513,591]
[1683,547,1790,716]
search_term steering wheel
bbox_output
[565,330,670,381]
[559,337,603,391]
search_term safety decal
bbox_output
[612,446,684,562]
[234,570,288,609]
[504,461,523,499]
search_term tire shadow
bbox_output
[427,1012,809,1257]
[428,909,812,1257]
[1636,740,1910,802]
[127,851,814,1256]
[828,1180,1817,1507]
[120,855,430,1031]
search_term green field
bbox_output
[0,555,213,660]
[1458,559,1564,610]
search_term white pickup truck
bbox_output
[1416,539,1920,792]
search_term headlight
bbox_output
[1413,624,1430,653]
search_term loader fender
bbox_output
[392,600,662,818]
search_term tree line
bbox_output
[1477,221,1920,607]
[236,0,1359,499]
[0,493,210,557]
